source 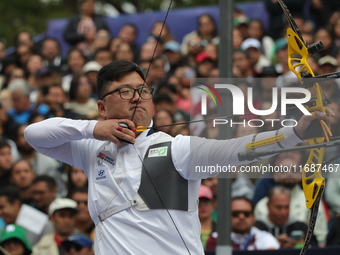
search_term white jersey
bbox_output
[24,118,301,254]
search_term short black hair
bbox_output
[97,60,145,100]
[0,185,21,204]
[33,175,57,190]
[231,196,254,213]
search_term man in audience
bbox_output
[0,185,54,245]
[10,159,35,205]
[206,196,279,250]
[31,175,58,214]
[62,233,94,255]
[254,186,318,248]
[32,198,78,255]
[69,187,95,240]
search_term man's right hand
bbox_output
[93,119,136,146]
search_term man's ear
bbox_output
[97,100,107,119]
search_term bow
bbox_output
[276,1,330,253]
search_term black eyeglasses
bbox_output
[232,210,253,218]
[64,243,83,252]
[101,87,154,100]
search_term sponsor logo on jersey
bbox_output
[95,169,107,182]
[148,146,168,158]
[97,152,115,166]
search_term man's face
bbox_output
[0,146,12,173]
[11,90,30,113]
[71,192,90,222]
[119,26,136,44]
[198,198,214,221]
[42,39,59,61]
[97,72,154,127]
[231,199,254,234]
[51,209,76,237]
[11,161,35,189]
[32,181,56,211]
[267,193,290,226]
[0,196,20,224]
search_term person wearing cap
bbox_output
[62,234,93,255]
[0,224,32,255]
[317,55,340,103]
[198,185,216,250]
[32,198,78,255]
[24,60,332,254]
[163,40,184,76]
[240,38,270,74]
[195,52,215,78]
[83,61,102,100]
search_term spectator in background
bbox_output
[181,14,218,55]
[314,28,338,59]
[254,156,328,246]
[15,124,65,195]
[139,39,164,63]
[114,42,134,63]
[254,186,318,248]
[164,40,185,76]
[32,198,78,255]
[195,52,215,78]
[89,29,111,57]
[40,38,65,72]
[206,196,280,250]
[62,48,87,93]
[118,23,139,61]
[232,50,255,79]
[69,188,94,240]
[138,57,167,88]
[240,38,270,74]
[63,0,108,56]
[93,48,113,68]
[109,37,123,58]
[31,175,58,215]
[10,160,35,205]
[0,185,54,246]
[0,139,13,188]
[62,233,93,255]
[15,45,34,70]
[82,61,102,100]
[25,54,44,91]
[150,22,176,45]
[64,74,98,119]
[198,185,216,250]
[248,19,274,60]
[7,79,49,125]
[153,109,174,135]
[153,93,190,122]
[66,166,88,198]
[182,35,204,68]
[43,84,83,119]
[0,224,32,255]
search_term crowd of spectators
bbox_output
[1,0,340,253]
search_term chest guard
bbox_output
[138,141,188,211]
